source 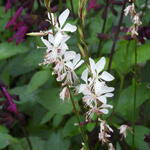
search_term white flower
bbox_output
[88,57,114,83]
[41,33,70,64]
[65,53,84,71]
[124,4,135,16]
[119,125,129,138]
[98,120,113,144]
[60,87,70,101]
[48,9,77,33]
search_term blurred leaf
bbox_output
[4,49,43,77]
[0,43,28,60]
[62,116,79,137]
[126,126,150,150]
[113,40,134,74]
[52,115,63,127]
[0,133,17,149]
[45,132,70,150]
[116,83,150,121]
[27,69,50,93]
[137,43,150,64]
[11,85,39,103]
[113,41,150,75]
[38,88,73,115]
[40,111,55,125]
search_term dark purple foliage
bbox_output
[0,81,25,128]
[138,26,150,44]
[87,0,101,11]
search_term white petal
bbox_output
[64,51,76,61]
[94,80,103,96]
[63,23,77,32]
[54,32,64,46]
[73,54,80,66]
[61,34,70,43]
[59,9,70,28]
[100,109,109,114]
[101,104,113,109]
[48,33,54,43]
[89,58,96,76]
[97,96,107,104]
[96,57,106,74]
[65,61,74,69]
[74,60,84,70]
[60,87,67,101]
[104,93,114,97]
[81,69,88,83]
[100,86,115,94]
[41,37,52,49]
[99,71,114,81]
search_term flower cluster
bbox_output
[38,8,117,149]
[40,9,84,100]
[77,57,115,148]
[77,57,114,119]
[124,1,142,37]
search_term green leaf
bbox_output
[113,40,135,74]
[11,85,39,103]
[45,132,70,150]
[38,88,73,115]
[113,41,150,74]
[0,133,17,149]
[137,43,150,64]
[0,43,28,60]
[62,116,79,137]
[40,111,55,125]
[116,83,150,121]
[52,115,63,127]
[27,70,50,93]
[126,126,150,150]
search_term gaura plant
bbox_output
[29,6,131,150]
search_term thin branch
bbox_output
[108,0,127,71]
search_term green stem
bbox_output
[108,0,127,71]
[68,87,90,150]
[97,0,109,56]
[70,0,75,18]
[22,127,33,150]
[132,40,137,150]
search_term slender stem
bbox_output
[132,40,137,150]
[22,127,33,150]
[108,0,127,71]
[68,87,90,150]
[59,0,63,11]
[97,0,109,56]
[70,0,75,18]
[78,0,89,64]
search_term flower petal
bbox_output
[74,60,84,70]
[63,23,77,32]
[96,57,106,74]
[99,71,114,81]
[81,69,88,83]
[41,37,52,49]
[97,96,107,104]
[59,9,70,28]
[64,51,76,61]
[89,58,96,76]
